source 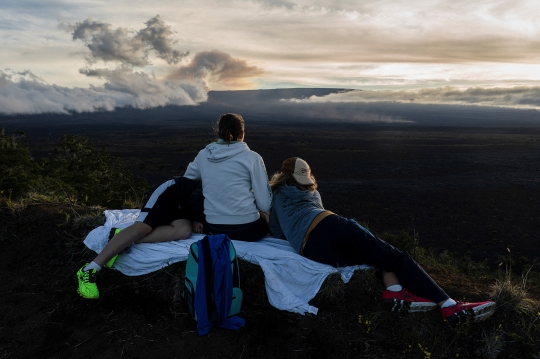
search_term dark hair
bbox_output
[216,113,245,145]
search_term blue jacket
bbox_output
[269,185,326,253]
[195,234,245,335]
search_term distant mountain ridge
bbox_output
[208,88,349,103]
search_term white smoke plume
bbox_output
[0,16,268,115]
[0,68,206,115]
[0,16,212,115]
[168,50,265,90]
[303,86,540,110]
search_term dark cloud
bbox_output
[61,15,188,66]
[136,16,187,65]
[168,50,265,90]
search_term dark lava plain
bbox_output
[10,119,540,269]
[1,117,540,358]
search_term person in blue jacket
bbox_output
[268,157,496,324]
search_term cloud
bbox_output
[136,16,188,65]
[298,105,413,123]
[80,66,206,107]
[168,50,265,90]
[302,86,540,109]
[249,0,296,9]
[1,14,270,115]
[0,68,206,115]
[60,15,188,66]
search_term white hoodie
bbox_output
[183,141,272,225]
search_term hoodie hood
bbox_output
[278,184,315,200]
[205,141,249,163]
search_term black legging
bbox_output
[303,215,449,304]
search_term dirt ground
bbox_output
[0,204,511,359]
[1,122,540,358]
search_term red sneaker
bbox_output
[381,289,437,313]
[440,301,496,324]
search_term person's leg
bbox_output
[304,215,449,304]
[92,222,152,267]
[305,215,496,322]
[77,179,188,299]
[135,219,193,243]
[351,225,496,322]
[382,270,400,288]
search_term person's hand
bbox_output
[260,211,269,224]
[192,221,204,234]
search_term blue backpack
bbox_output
[183,235,243,325]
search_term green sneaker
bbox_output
[76,264,99,299]
[105,228,123,268]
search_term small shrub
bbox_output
[0,129,37,197]
[475,326,505,359]
[317,272,345,302]
[491,248,538,316]
[0,131,150,209]
[40,134,149,208]
[490,268,538,315]
[71,211,106,230]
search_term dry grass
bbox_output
[490,258,539,316]
[71,209,106,230]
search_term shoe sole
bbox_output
[444,302,496,324]
[77,288,99,299]
[382,298,437,313]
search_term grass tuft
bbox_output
[490,262,538,316]
[71,210,106,230]
[475,327,505,359]
[317,273,345,302]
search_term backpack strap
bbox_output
[200,236,214,319]
[231,246,240,288]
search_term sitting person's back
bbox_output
[183,113,272,241]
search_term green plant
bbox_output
[39,134,149,208]
[0,129,37,197]
[0,131,150,209]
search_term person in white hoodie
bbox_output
[183,113,272,242]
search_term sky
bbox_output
[1,0,540,114]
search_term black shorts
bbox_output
[204,216,268,242]
[135,179,190,229]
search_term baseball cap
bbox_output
[280,157,315,185]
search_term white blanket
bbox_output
[84,210,371,315]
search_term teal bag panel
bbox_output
[183,238,242,320]
[230,287,243,316]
